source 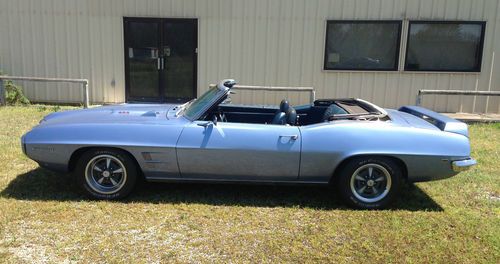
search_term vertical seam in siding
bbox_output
[18,0,27,95]
[52,0,60,101]
[87,1,95,104]
[263,0,270,85]
[64,0,73,102]
[251,0,257,103]
[485,0,500,113]
[29,0,38,100]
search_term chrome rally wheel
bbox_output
[85,154,127,195]
[75,149,138,200]
[336,157,402,209]
[349,163,392,203]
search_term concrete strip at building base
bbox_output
[443,113,500,123]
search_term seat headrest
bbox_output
[280,99,290,112]
[286,107,297,125]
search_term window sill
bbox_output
[321,69,482,74]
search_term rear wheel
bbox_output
[335,157,402,209]
[75,149,137,200]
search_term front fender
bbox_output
[23,122,184,176]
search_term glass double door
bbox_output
[124,18,197,102]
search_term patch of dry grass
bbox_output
[0,106,499,263]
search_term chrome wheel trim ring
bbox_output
[84,154,127,195]
[349,163,392,203]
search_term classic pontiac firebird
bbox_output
[21,79,476,209]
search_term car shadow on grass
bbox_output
[1,168,443,211]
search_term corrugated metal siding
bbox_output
[0,0,499,113]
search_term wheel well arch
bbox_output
[68,146,143,176]
[330,154,408,184]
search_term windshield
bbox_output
[183,86,222,120]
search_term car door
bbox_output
[176,121,301,181]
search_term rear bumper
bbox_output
[452,158,477,172]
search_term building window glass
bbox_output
[324,21,401,71]
[405,21,486,72]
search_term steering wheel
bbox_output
[218,111,227,122]
[215,107,227,122]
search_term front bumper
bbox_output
[452,158,477,172]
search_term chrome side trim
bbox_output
[451,158,477,172]
[145,176,329,185]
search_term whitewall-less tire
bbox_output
[75,149,138,200]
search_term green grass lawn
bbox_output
[0,105,498,263]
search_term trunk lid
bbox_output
[395,106,469,137]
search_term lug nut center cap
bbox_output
[367,180,374,187]
[102,171,110,177]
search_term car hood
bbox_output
[39,103,182,126]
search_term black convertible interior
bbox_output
[202,97,386,126]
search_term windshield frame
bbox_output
[182,84,229,121]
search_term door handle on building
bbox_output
[157,57,165,70]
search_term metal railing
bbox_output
[211,84,316,104]
[416,89,500,106]
[0,75,89,108]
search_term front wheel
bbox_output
[335,157,402,209]
[75,149,138,200]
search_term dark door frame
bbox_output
[123,17,198,103]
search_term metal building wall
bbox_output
[0,0,499,113]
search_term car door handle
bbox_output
[279,135,298,140]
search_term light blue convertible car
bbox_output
[21,79,476,209]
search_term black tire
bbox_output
[335,157,402,209]
[75,148,138,200]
